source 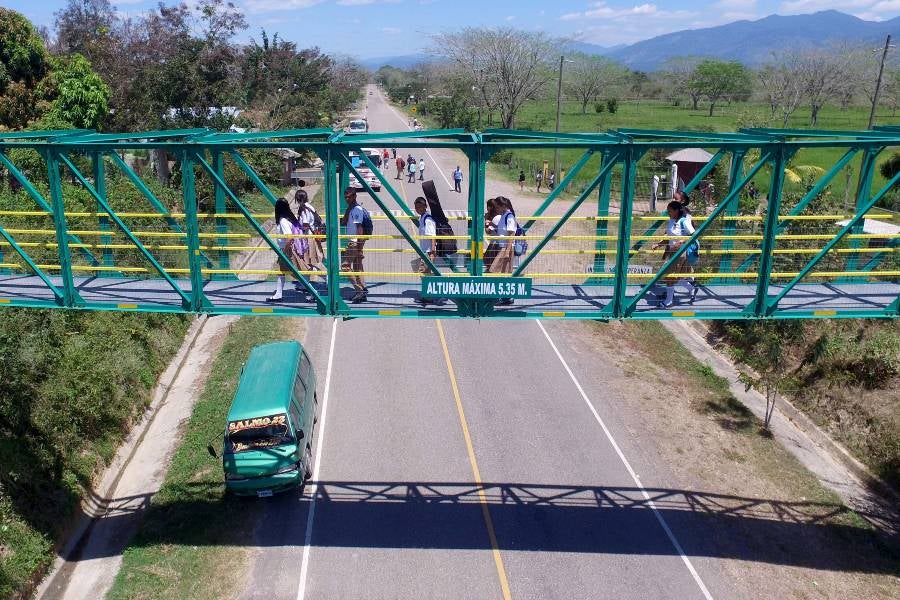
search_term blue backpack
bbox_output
[503,211,528,257]
[679,217,700,264]
[360,206,374,236]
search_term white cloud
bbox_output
[382,26,402,34]
[506,15,516,21]
[778,0,874,14]
[244,0,324,12]
[561,2,697,22]
[711,0,758,9]
[337,0,376,5]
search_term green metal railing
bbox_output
[0,126,897,320]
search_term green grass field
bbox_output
[408,97,900,208]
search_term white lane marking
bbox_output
[296,318,339,600]
[535,320,715,600]
[378,89,456,191]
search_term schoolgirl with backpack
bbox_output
[651,199,700,308]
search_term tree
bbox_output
[0,8,52,128]
[725,321,803,430]
[566,54,626,114]
[43,54,110,129]
[793,46,854,127]
[431,28,557,129]
[663,56,703,108]
[757,55,805,127]
[689,59,751,117]
[53,0,116,61]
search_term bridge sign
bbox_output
[421,277,532,299]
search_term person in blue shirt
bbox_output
[453,166,463,193]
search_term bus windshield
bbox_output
[226,413,293,453]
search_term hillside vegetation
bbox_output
[0,309,189,597]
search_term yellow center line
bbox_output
[435,320,512,600]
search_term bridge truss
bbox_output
[0,126,897,320]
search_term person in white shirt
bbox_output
[483,197,501,271]
[267,198,302,303]
[418,157,426,181]
[296,189,325,283]
[339,188,368,302]
[490,196,519,306]
[413,197,439,305]
[651,200,698,308]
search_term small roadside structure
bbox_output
[666,148,714,197]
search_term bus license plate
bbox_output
[257,489,273,498]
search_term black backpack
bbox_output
[360,206,374,236]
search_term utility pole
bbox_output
[554,56,571,181]
[868,34,893,130]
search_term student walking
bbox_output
[392,148,397,159]
[395,156,405,179]
[548,171,556,190]
[418,158,426,181]
[535,170,543,192]
[453,166,463,193]
[340,188,370,303]
[414,197,438,304]
[518,169,526,191]
[407,157,417,183]
[296,189,325,283]
[382,148,390,168]
[652,200,699,308]
[490,196,520,305]
[483,197,501,271]
[266,198,302,303]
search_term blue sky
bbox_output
[6,0,900,59]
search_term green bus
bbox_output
[208,341,317,497]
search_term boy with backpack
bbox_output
[340,188,373,303]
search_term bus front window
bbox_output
[226,413,294,453]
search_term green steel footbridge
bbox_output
[0,126,897,320]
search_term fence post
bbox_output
[44,149,81,307]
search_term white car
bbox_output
[349,167,381,192]
[346,118,368,134]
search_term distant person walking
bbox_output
[418,158,426,181]
[548,171,556,190]
[392,148,397,159]
[535,170,543,192]
[382,148,390,168]
[296,190,325,283]
[395,156,404,179]
[518,169,526,191]
[453,166,463,193]
[651,174,660,213]
[407,157,417,183]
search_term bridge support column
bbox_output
[592,149,614,276]
[45,150,82,307]
[716,149,747,280]
[92,152,115,268]
[182,151,209,312]
[212,150,231,275]
[323,148,343,315]
[842,147,878,279]
[609,149,637,319]
[750,146,786,317]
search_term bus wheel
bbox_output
[303,445,313,481]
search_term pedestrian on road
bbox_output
[340,188,369,303]
[453,166,463,193]
[407,157,417,183]
[535,170,543,192]
[518,169,526,191]
[396,156,404,179]
[548,171,556,190]
[382,148,390,168]
[266,198,302,303]
[651,174,660,213]
[392,148,397,159]
[419,158,426,181]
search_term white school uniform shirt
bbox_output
[347,204,365,238]
[419,160,426,172]
[666,214,694,249]
[418,212,436,253]
[496,211,517,248]
[299,206,316,230]
[276,217,293,249]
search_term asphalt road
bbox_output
[239,85,722,600]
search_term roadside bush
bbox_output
[594,102,605,114]
[879,152,900,180]
[489,150,514,166]
[606,98,619,114]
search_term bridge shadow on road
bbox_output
[73,481,899,574]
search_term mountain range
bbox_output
[363,10,899,72]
